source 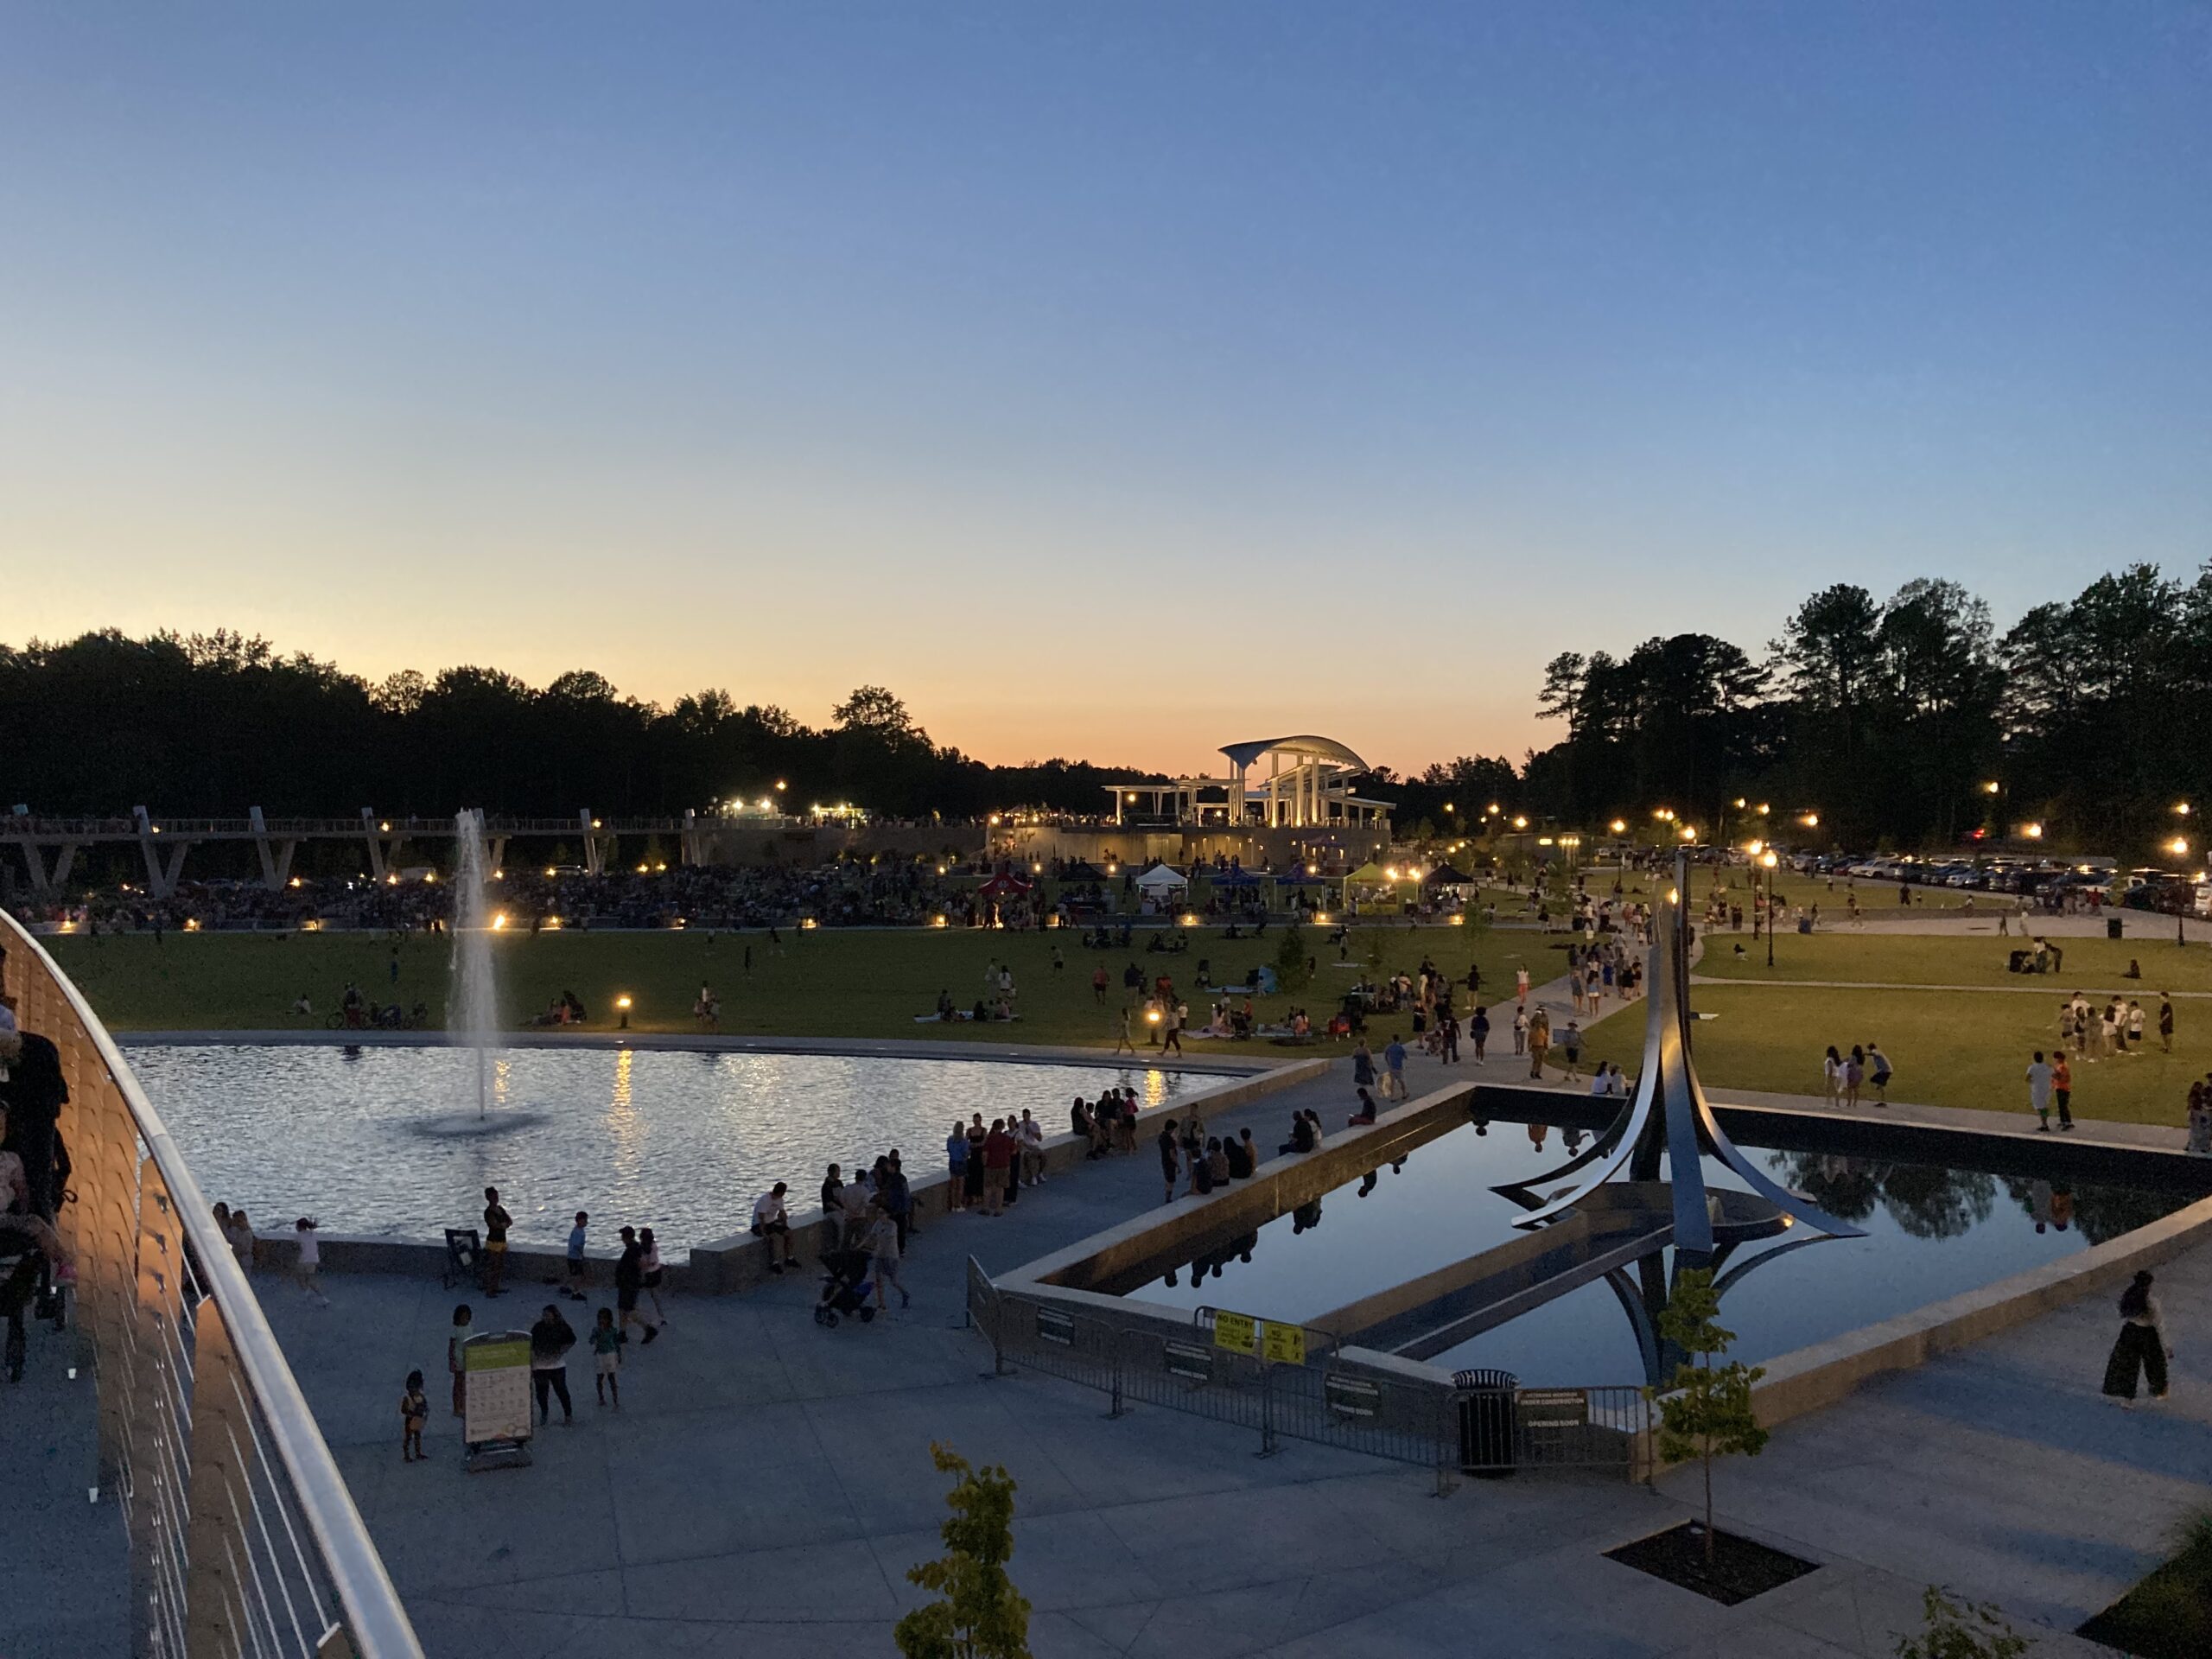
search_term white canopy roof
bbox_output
[1134,863,1189,892]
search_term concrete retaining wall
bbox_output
[1749,1191,2212,1431]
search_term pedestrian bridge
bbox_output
[0,908,422,1658]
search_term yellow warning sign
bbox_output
[1211,1310,1257,1354]
[1261,1321,1306,1366]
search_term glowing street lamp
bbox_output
[1761,849,1780,967]
[1609,818,1627,835]
[615,994,632,1030]
[1511,815,1529,830]
[2024,823,2044,840]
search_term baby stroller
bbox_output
[813,1247,876,1328]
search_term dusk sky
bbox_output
[3,3,2206,777]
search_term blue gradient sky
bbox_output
[3,3,2207,774]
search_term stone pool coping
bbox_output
[113,1026,1302,1075]
[219,1049,1332,1292]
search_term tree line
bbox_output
[0,631,1145,822]
[1389,564,2212,856]
[10,563,2207,857]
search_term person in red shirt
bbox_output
[2051,1054,2075,1131]
[981,1119,1015,1217]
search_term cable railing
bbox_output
[0,907,423,1658]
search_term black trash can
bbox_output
[2107,916,2125,940]
[1452,1367,1518,1477]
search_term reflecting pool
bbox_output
[1116,1112,2199,1385]
[129,1044,1197,1249]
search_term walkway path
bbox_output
[1,1315,128,1658]
[232,1039,2156,1656]
[1694,976,2212,999]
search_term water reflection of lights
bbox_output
[607,1049,645,1182]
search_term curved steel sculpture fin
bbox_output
[1510,850,1863,1246]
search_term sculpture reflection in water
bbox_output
[1484,849,1865,1385]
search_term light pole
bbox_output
[2175,805,2193,948]
[1762,850,1779,969]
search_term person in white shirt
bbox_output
[292,1217,331,1306]
[751,1183,797,1273]
[1018,1109,1046,1185]
[2025,1052,2055,1131]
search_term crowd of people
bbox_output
[0,982,73,1382]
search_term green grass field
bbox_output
[1579,982,2208,1126]
[1696,930,2212,992]
[44,921,2208,1127]
[41,924,1578,1050]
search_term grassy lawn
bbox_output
[41,924,1582,1050]
[1580,982,2209,1127]
[1696,930,2212,993]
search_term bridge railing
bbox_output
[0,907,423,1659]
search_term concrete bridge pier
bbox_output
[131,807,193,900]
[248,806,297,892]
[9,836,80,899]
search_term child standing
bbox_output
[447,1303,473,1417]
[589,1307,622,1409]
[292,1217,331,1306]
[566,1211,589,1300]
[400,1370,429,1462]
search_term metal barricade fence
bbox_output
[2,909,423,1659]
[967,1262,1648,1489]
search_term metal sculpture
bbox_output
[1503,849,1864,1260]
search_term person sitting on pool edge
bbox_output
[1348,1088,1378,1127]
[750,1182,797,1274]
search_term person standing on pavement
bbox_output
[1866,1042,1893,1106]
[1157,1118,1182,1204]
[529,1304,576,1426]
[2027,1051,2056,1131]
[2159,995,2175,1054]
[2101,1271,2172,1407]
[1352,1039,1376,1094]
[480,1186,512,1298]
[615,1225,658,1345]
[2051,1054,2075,1132]
[1383,1034,1409,1101]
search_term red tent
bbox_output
[976,870,1033,899]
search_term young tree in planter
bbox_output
[1647,1268,1768,1564]
[1894,1586,2029,1659]
[1274,920,1313,995]
[896,1442,1033,1659]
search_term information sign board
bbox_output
[463,1333,534,1452]
[1324,1375,1381,1419]
[1164,1341,1214,1382]
[1261,1321,1306,1366]
[1211,1310,1257,1354]
[1035,1307,1075,1346]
